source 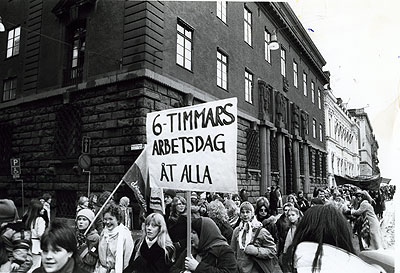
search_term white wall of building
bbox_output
[324,89,360,186]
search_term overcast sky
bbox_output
[289,0,400,186]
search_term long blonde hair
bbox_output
[139,213,174,261]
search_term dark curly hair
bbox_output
[102,203,123,224]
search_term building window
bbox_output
[312,119,317,138]
[318,88,322,109]
[245,70,253,103]
[303,72,307,96]
[177,21,193,71]
[293,61,298,87]
[217,50,228,90]
[311,81,315,103]
[280,48,286,77]
[264,30,271,63]
[2,78,17,102]
[217,1,227,23]
[6,26,21,58]
[64,22,86,86]
[319,124,323,141]
[244,7,252,46]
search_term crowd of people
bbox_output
[0,184,394,273]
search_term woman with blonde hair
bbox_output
[124,213,175,273]
[207,200,233,243]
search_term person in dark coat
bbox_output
[76,209,99,273]
[167,196,188,259]
[170,217,238,273]
[275,203,294,256]
[296,191,310,213]
[33,220,89,273]
[124,213,175,273]
[207,200,233,243]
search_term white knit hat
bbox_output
[76,208,95,223]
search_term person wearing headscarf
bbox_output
[231,202,277,273]
[170,217,238,273]
[76,209,100,273]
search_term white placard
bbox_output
[146,97,238,193]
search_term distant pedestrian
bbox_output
[207,200,233,243]
[40,193,52,221]
[167,196,188,259]
[119,197,132,230]
[124,213,175,273]
[77,196,90,212]
[24,199,47,273]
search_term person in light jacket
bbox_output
[231,202,278,273]
[350,190,384,250]
[94,203,134,273]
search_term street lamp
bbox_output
[0,16,5,32]
[268,30,279,50]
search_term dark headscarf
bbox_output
[192,217,228,256]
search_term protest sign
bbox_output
[146,97,238,193]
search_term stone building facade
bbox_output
[348,108,379,176]
[324,88,360,187]
[0,1,328,218]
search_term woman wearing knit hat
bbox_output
[231,201,279,273]
[170,217,238,273]
[76,208,100,273]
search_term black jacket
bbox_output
[170,245,238,273]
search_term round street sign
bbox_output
[78,154,91,170]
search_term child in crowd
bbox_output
[282,207,301,273]
[76,208,99,273]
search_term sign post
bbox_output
[146,98,238,260]
[79,154,92,196]
[10,158,21,179]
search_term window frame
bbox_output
[6,26,21,58]
[303,72,308,96]
[217,1,227,23]
[244,70,253,104]
[312,118,317,138]
[280,48,286,77]
[217,49,228,90]
[311,81,315,103]
[2,78,17,102]
[318,88,322,109]
[176,20,193,71]
[264,29,271,63]
[293,61,298,87]
[244,6,252,46]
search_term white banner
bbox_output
[146,97,238,193]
